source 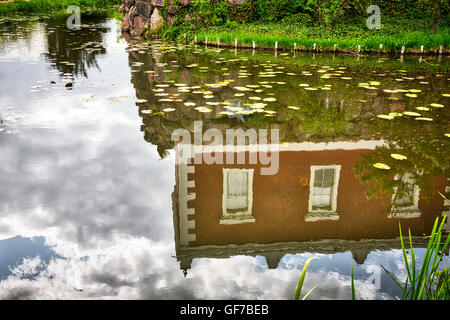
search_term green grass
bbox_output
[297,217,449,300]
[350,216,450,300]
[0,0,121,14]
[293,257,317,300]
[162,13,450,53]
[192,23,450,52]
[396,217,450,299]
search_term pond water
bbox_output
[0,12,449,300]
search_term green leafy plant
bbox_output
[293,257,317,300]
[351,216,450,300]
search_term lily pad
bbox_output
[403,111,421,117]
[391,154,407,160]
[373,163,391,170]
[377,114,394,120]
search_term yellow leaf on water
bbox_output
[377,114,394,120]
[391,154,407,160]
[415,117,433,121]
[403,111,421,117]
[373,163,391,170]
[429,103,444,108]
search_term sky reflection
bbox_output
[0,15,448,300]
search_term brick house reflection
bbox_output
[172,140,449,275]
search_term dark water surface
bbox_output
[0,12,449,299]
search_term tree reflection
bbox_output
[354,112,449,205]
[43,13,109,78]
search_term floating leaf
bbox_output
[403,111,421,117]
[234,86,251,91]
[373,163,391,170]
[429,103,444,108]
[391,154,407,160]
[377,114,394,120]
[415,117,433,121]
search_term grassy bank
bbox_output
[192,22,450,53]
[156,0,449,54]
[161,16,450,53]
[0,0,121,14]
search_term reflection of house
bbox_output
[172,140,448,273]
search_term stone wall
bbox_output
[119,0,251,37]
[120,0,168,36]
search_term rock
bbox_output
[135,0,153,18]
[150,8,164,32]
[129,5,138,18]
[151,0,164,7]
[166,15,176,26]
[226,0,251,4]
[119,4,129,13]
[167,5,178,15]
[121,12,132,31]
[178,0,192,6]
[134,16,148,35]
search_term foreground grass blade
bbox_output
[408,228,416,297]
[390,217,449,300]
[399,222,413,292]
[417,217,443,299]
[302,284,318,300]
[351,262,355,300]
[380,264,402,289]
[294,257,316,300]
